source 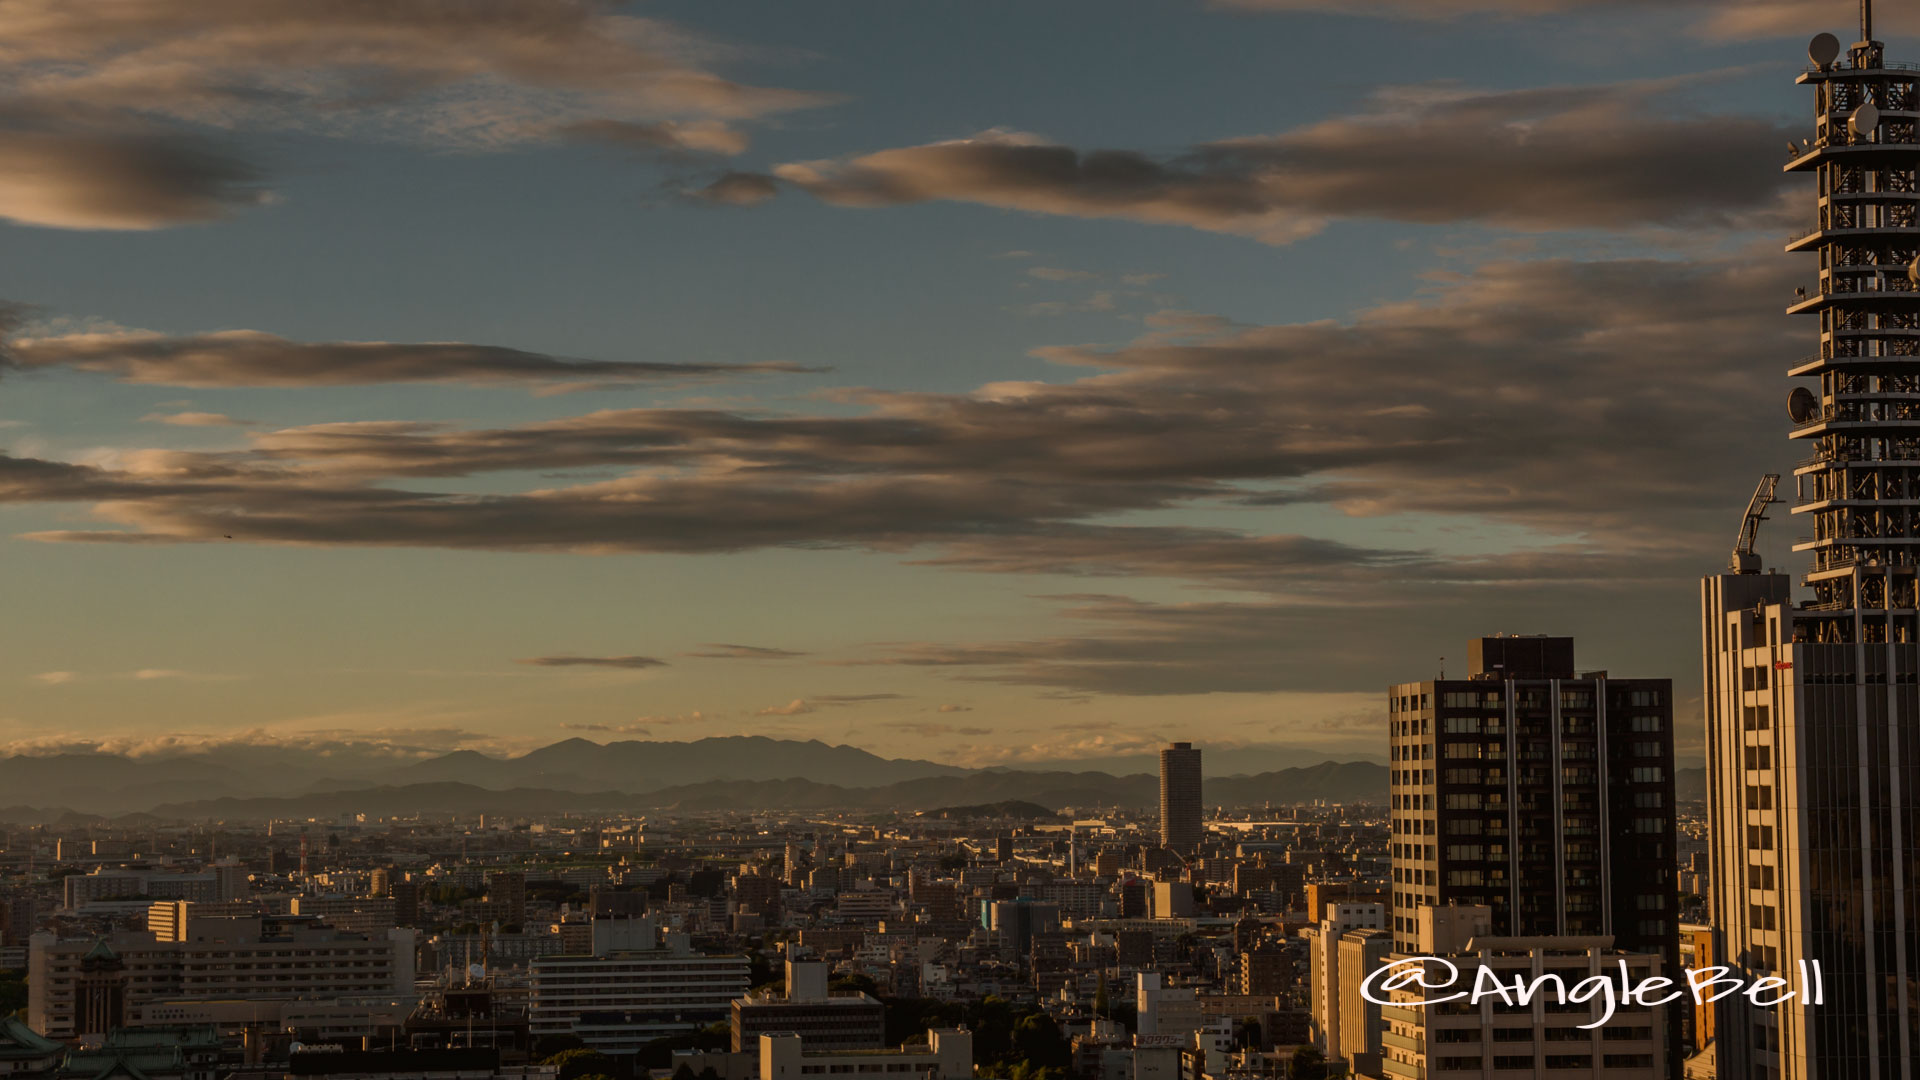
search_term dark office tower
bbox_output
[1386,637,1677,965]
[487,870,527,926]
[1158,742,1203,852]
[390,878,419,928]
[1702,13,1920,1077]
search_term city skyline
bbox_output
[0,1,1890,767]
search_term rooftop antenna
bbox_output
[1731,474,1782,574]
[1864,0,1873,42]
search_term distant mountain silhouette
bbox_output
[140,761,1389,820]
[0,737,1389,819]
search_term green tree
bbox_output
[1287,1046,1330,1080]
[532,1034,585,1059]
[544,1048,614,1080]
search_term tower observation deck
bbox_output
[1788,12,1920,642]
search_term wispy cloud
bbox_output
[517,655,669,670]
[679,643,808,660]
[10,326,822,390]
[748,75,1791,243]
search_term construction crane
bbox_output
[1731,473,1782,574]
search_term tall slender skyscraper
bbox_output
[1158,742,1203,851]
[1702,9,1920,1076]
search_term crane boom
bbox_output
[1731,473,1781,574]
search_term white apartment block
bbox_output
[28,917,416,1040]
[529,920,749,1055]
[1370,906,1667,1080]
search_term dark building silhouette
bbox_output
[1158,742,1203,852]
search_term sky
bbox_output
[0,0,1892,769]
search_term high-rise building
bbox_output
[1701,13,1920,1077]
[1386,637,1677,969]
[1158,742,1203,851]
[1299,901,1386,1069]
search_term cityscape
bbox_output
[2,2,1918,1080]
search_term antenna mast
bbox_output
[1730,474,1781,575]
[1864,0,1874,41]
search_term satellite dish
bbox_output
[1909,255,1920,285]
[1810,32,1842,68]
[1853,102,1880,138]
[1789,386,1818,424]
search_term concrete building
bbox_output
[1386,637,1678,972]
[757,1029,971,1080]
[730,959,884,1052]
[1298,902,1386,1070]
[1371,905,1666,1080]
[63,869,222,910]
[1148,881,1192,921]
[27,918,416,1041]
[289,896,398,935]
[528,919,749,1054]
[1334,927,1391,1079]
[1134,973,1203,1040]
[1158,744,1203,852]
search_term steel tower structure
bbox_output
[1701,5,1920,1077]
[1789,7,1920,637]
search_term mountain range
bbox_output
[0,736,1705,822]
[0,737,1392,821]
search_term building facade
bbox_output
[1387,637,1677,970]
[1373,905,1667,1080]
[730,959,884,1052]
[27,920,416,1040]
[1699,15,1920,1080]
[1158,743,1203,852]
[528,926,749,1055]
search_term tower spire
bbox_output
[1864,0,1874,41]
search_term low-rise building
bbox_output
[731,960,884,1052]
[758,1029,971,1080]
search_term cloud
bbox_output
[0,724,514,759]
[560,722,651,736]
[756,698,814,716]
[141,411,249,427]
[0,0,826,148]
[516,655,670,669]
[8,327,822,389]
[811,693,906,704]
[754,693,901,716]
[0,249,1804,709]
[4,251,1797,575]
[679,643,808,660]
[937,704,973,713]
[765,77,1792,242]
[124,668,242,682]
[1027,267,1096,281]
[0,0,830,229]
[1211,0,1906,40]
[885,721,992,738]
[32,671,74,685]
[0,123,268,229]
[694,171,781,205]
[560,119,749,156]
